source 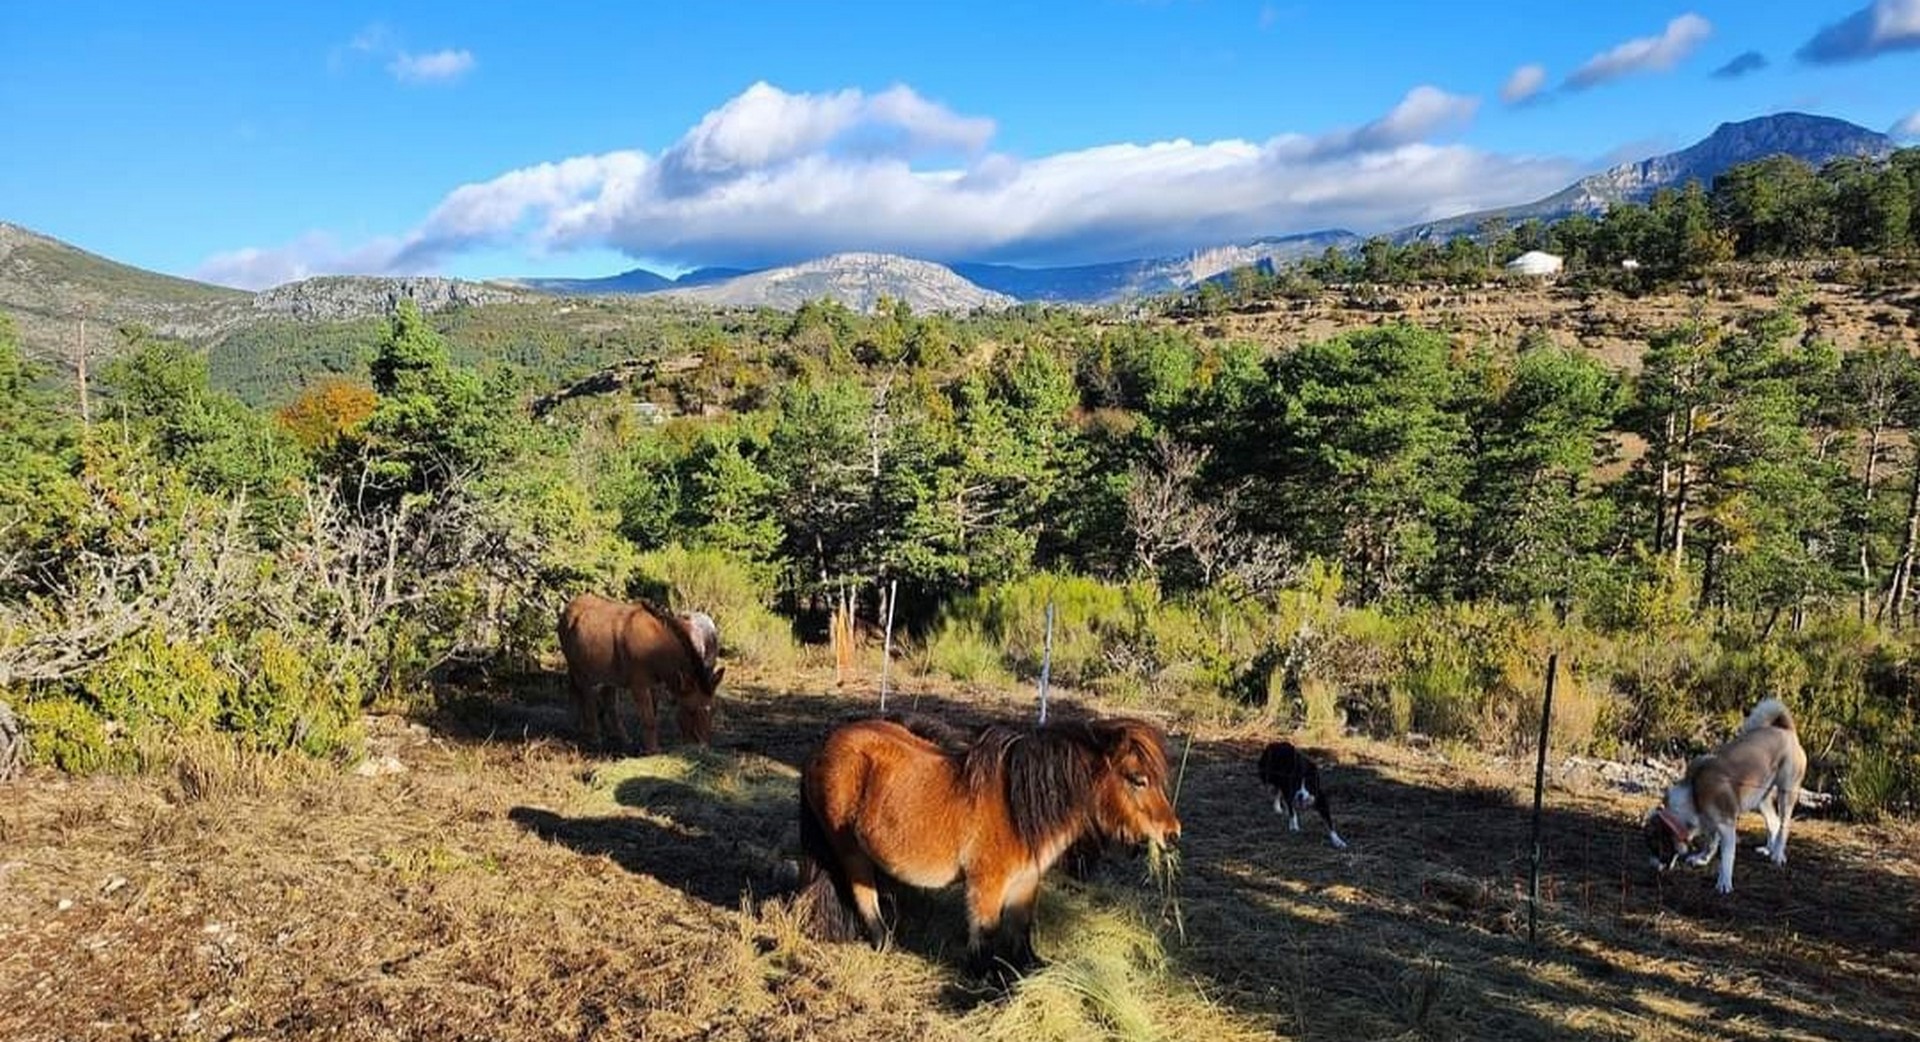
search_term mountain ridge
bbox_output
[1,111,1904,347]
[652,252,1018,313]
[1392,112,1893,242]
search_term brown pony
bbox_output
[797,715,1181,973]
[558,593,724,753]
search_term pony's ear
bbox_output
[1093,722,1136,762]
[709,665,726,690]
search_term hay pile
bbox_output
[965,884,1268,1042]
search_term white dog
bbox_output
[1644,698,1807,894]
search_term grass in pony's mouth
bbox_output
[1144,839,1185,945]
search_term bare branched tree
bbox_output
[1125,434,1297,596]
[0,487,257,687]
[1126,436,1229,574]
[263,472,539,682]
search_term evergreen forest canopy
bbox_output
[2,147,1918,817]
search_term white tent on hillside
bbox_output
[1504,250,1564,277]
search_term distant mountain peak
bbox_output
[1397,111,1894,243]
[659,252,1016,313]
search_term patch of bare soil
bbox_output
[2,667,1915,1041]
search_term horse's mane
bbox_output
[879,712,976,752]
[962,718,1168,851]
[636,598,716,684]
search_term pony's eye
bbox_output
[1128,774,1148,789]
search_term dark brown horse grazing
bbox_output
[796,715,1181,974]
[558,593,724,753]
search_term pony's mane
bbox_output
[636,598,717,686]
[961,718,1167,851]
[879,712,976,752]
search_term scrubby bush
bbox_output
[633,543,800,668]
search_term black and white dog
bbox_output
[1258,742,1347,849]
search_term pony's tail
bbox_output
[1741,697,1795,734]
[795,785,867,942]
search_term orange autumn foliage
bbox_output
[276,378,378,453]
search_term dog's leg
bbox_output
[1714,822,1738,894]
[1685,827,1719,869]
[1771,786,1798,866]
[1272,788,1286,816]
[1756,794,1781,858]
[1316,791,1347,849]
[1288,806,1301,832]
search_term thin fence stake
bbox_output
[1037,598,1055,724]
[879,579,897,713]
[1172,732,1195,806]
[1529,650,1558,950]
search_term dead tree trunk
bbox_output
[1860,424,1885,622]
[1879,439,1920,628]
[1670,406,1697,569]
[0,700,25,781]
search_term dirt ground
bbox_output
[1192,276,1920,372]
[3,666,1917,1042]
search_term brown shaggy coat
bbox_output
[558,593,724,753]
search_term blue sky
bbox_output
[3,1,1918,288]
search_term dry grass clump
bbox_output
[965,884,1268,1042]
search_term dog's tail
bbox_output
[794,783,868,942]
[1740,697,1795,734]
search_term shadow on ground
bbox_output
[476,671,1919,1040]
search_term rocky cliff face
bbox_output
[659,253,1016,313]
[249,276,529,322]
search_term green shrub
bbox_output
[21,695,113,773]
[924,618,1009,685]
[88,628,232,734]
[633,543,799,668]
[634,544,771,618]
[1841,745,1900,822]
[230,630,362,758]
[963,572,1147,687]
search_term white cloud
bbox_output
[388,48,476,84]
[1566,14,1713,90]
[1500,64,1547,105]
[1894,110,1920,139]
[1799,0,1920,64]
[197,81,1576,288]
[349,23,392,55]
[195,233,407,291]
[330,24,475,85]
[1283,86,1480,160]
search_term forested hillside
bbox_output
[3,147,1920,818]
